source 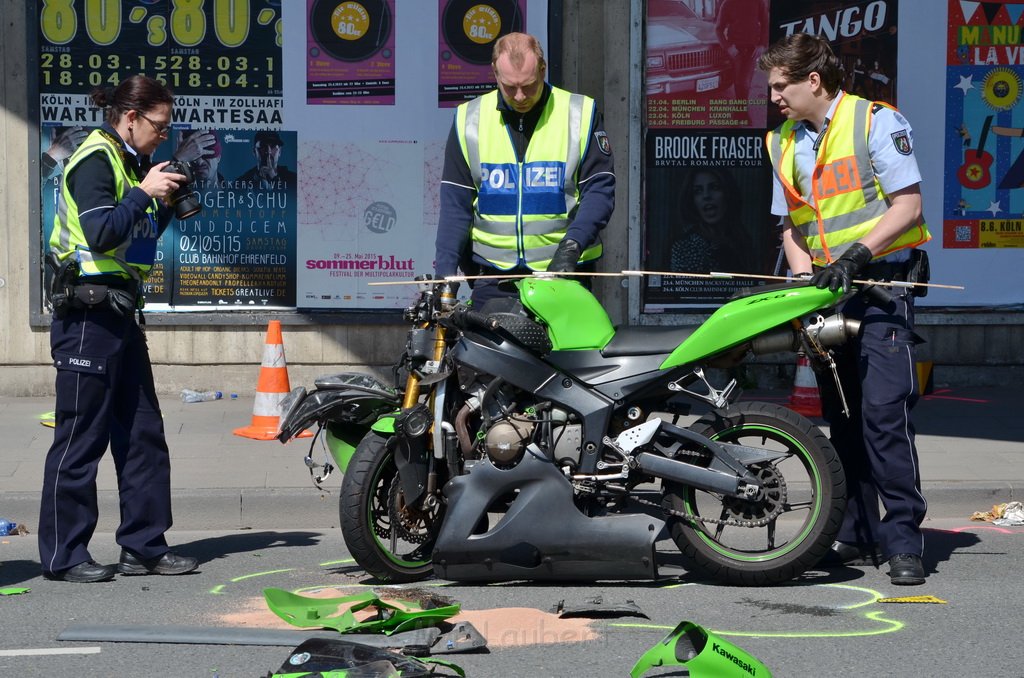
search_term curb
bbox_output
[4,483,1019,533]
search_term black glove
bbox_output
[809,242,873,293]
[547,238,582,273]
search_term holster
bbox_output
[46,252,78,319]
[906,249,930,297]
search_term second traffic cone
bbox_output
[788,353,822,418]
[234,320,311,440]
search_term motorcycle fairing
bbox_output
[662,284,841,368]
[517,277,615,350]
[324,422,368,472]
[263,588,460,635]
[630,620,772,678]
[543,349,679,402]
[277,374,400,442]
[433,451,662,581]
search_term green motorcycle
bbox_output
[278,276,858,586]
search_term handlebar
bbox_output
[861,282,894,308]
[446,306,498,332]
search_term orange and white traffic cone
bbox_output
[788,353,823,418]
[234,320,311,440]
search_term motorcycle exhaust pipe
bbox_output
[749,313,861,356]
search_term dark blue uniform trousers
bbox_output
[817,291,927,559]
[38,306,172,576]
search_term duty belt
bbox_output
[861,260,909,281]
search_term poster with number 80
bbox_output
[38,0,282,96]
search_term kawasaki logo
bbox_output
[713,642,756,675]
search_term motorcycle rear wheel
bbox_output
[339,431,438,583]
[663,401,846,586]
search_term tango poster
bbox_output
[767,0,900,131]
[944,0,1024,248]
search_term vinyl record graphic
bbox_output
[311,0,392,62]
[442,0,523,65]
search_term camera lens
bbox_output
[167,160,202,219]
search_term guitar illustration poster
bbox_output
[944,0,1024,249]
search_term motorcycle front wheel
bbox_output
[663,401,846,586]
[339,431,440,583]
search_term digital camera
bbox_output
[164,159,201,219]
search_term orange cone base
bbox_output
[788,354,823,418]
[233,422,314,441]
[788,391,823,418]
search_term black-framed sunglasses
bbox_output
[136,111,171,137]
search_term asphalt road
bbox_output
[1,518,1022,677]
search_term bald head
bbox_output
[492,32,546,113]
[492,32,546,71]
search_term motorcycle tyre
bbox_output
[663,401,846,586]
[339,431,436,583]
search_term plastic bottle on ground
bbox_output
[0,519,18,536]
[180,389,223,403]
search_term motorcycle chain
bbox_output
[632,468,789,528]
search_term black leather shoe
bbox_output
[46,560,117,583]
[118,549,199,576]
[888,554,926,586]
[819,541,882,568]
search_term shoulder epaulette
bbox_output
[871,101,897,115]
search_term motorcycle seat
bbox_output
[601,324,699,357]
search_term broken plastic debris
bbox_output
[970,501,1024,525]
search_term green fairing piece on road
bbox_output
[263,588,460,635]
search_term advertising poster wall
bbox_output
[642,131,776,311]
[645,0,770,129]
[944,0,1024,250]
[33,0,550,314]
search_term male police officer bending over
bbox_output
[435,32,615,306]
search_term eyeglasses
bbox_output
[136,111,171,137]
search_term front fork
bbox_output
[396,288,455,506]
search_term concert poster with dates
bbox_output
[306,0,397,105]
[36,0,291,310]
[438,0,526,107]
[944,0,1024,250]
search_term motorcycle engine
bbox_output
[484,417,534,464]
[458,372,583,469]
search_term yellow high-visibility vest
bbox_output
[455,87,602,270]
[767,93,930,265]
[49,129,160,279]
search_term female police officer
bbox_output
[40,75,198,582]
